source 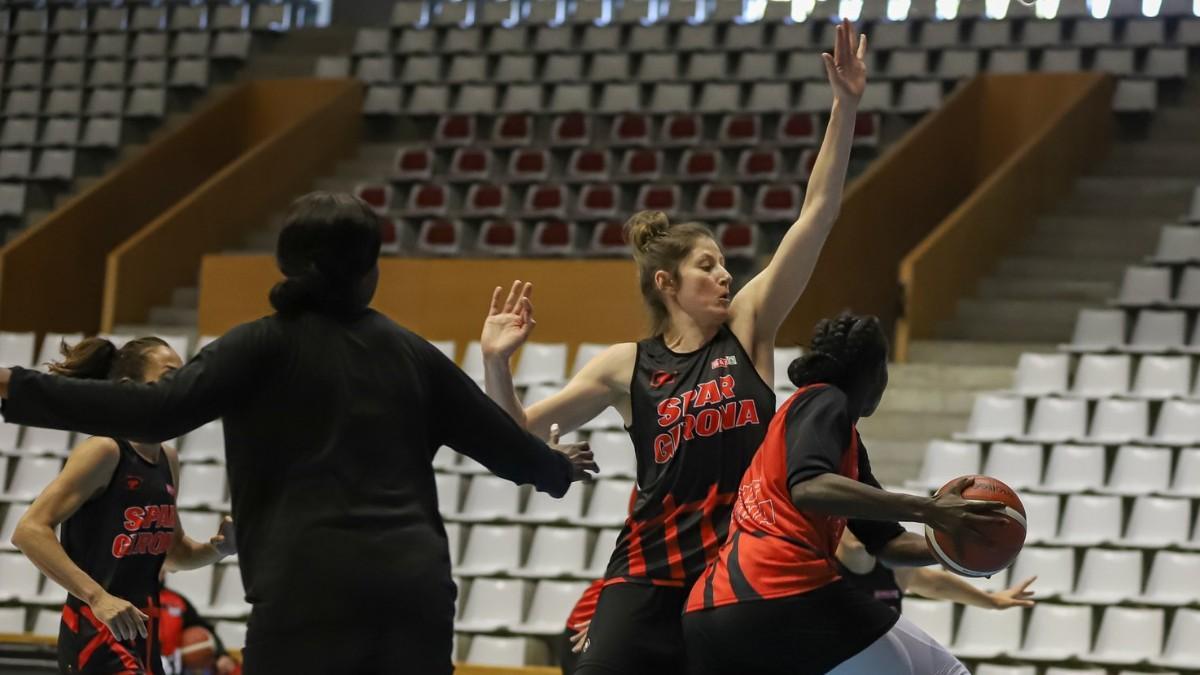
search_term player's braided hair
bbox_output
[787,312,887,390]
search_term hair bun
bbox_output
[623,210,671,254]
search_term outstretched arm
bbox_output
[0,322,269,442]
[897,568,1037,610]
[731,20,867,347]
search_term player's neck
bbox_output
[661,315,720,353]
[129,441,162,465]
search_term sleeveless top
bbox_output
[837,560,903,614]
[605,324,776,586]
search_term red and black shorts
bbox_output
[58,603,164,675]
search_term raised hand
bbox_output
[550,423,598,483]
[481,280,536,362]
[822,18,868,103]
[210,516,236,557]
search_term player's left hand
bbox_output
[989,575,1037,609]
[216,655,239,675]
[210,516,236,557]
[823,18,868,103]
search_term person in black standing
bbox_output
[477,20,870,675]
[11,337,236,674]
[0,192,597,675]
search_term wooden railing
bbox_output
[101,79,363,332]
[895,74,1114,359]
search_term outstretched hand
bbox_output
[550,423,598,483]
[822,18,868,103]
[481,280,536,362]
[989,575,1037,609]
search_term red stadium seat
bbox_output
[464,184,509,217]
[717,222,759,259]
[695,184,742,219]
[509,149,551,182]
[618,149,663,182]
[659,114,701,148]
[434,114,475,146]
[394,147,433,181]
[379,216,402,255]
[417,218,462,255]
[753,184,801,221]
[610,114,651,147]
[550,113,591,147]
[778,113,818,146]
[492,114,533,147]
[567,149,611,182]
[477,219,523,256]
[531,220,577,256]
[854,112,881,147]
[737,150,782,182]
[678,149,721,182]
[355,183,393,213]
[577,184,621,219]
[449,148,492,182]
[406,183,449,216]
[635,185,682,217]
[524,184,569,218]
[718,114,760,147]
[590,220,628,256]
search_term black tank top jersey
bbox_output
[61,439,176,612]
[608,324,775,586]
[836,560,903,614]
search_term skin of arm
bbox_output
[896,567,1038,610]
[791,473,935,523]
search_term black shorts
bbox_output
[558,628,580,675]
[59,604,164,675]
[682,580,899,675]
[573,583,689,675]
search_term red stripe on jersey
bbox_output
[79,606,143,672]
[62,604,79,633]
[612,486,739,583]
[565,579,606,628]
[603,576,686,589]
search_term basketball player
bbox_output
[0,192,597,675]
[682,313,1008,675]
[10,337,236,675]
[836,529,1036,615]
[479,20,870,674]
[159,569,238,675]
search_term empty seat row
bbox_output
[1006,546,1200,605]
[363,80,944,115]
[917,439,1200,496]
[1010,352,1200,399]
[958,394,1200,445]
[447,521,621,579]
[1065,308,1200,353]
[987,489,1198,547]
[0,148,76,181]
[0,117,122,148]
[0,31,252,62]
[0,5,296,35]
[436,472,636,526]
[0,58,211,90]
[416,112,880,149]
[1114,265,1200,307]
[5,87,170,119]
[0,454,229,507]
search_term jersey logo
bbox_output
[649,370,678,389]
[735,480,776,527]
[124,475,142,491]
[710,355,738,369]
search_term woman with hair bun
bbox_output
[480,20,871,675]
[0,191,597,674]
[11,336,235,675]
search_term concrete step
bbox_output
[238,54,320,80]
[171,286,199,310]
[267,27,357,55]
[1017,233,1159,260]
[956,297,1096,322]
[243,229,279,252]
[995,256,1131,283]
[875,387,979,415]
[887,363,1013,389]
[1108,142,1200,177]
[358,144,401,162]
[335,159,393,180]
[856,411,969,442]
[147,306,198,327]
[859,439,929,486]
[1056,178,1195,218]
[314,177,357,194]
[907,340,1056,367]
[1034,216,1167,237]
[1148,109,1200,141]
[936,316,1076,343]
[976,277,1116,303]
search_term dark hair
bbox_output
[49,336,171,382]
[270,191,382,316]
[623,210,716,335]
[788,313,888,390]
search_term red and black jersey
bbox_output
[685,384,905,612]
[59,438,175,674]
[606,324,775,587]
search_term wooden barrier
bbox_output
[895,74,1114,358]
[101,79,363,332]
[198,255,647,363]
[775,73,1113,358]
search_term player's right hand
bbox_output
[481,280,536,362]
[550,423,598,483]
[91,592,148,641]
[925,477,1008,543]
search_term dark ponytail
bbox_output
[48,336,170,382]
[788,313,888,390]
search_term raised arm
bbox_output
[480,280,634,440]
[0,322,269,443]
[730,20,867,349]
[11,437,150,641]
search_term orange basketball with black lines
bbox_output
[925,475,1027,578]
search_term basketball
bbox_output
[925,475,1027,578]
[179,626,216,669]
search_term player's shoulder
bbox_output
[67,436,123,467]
[786,383,849,418]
